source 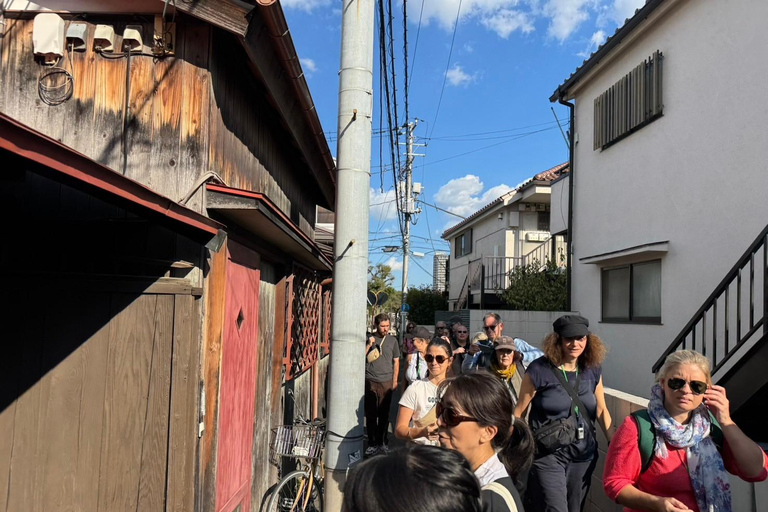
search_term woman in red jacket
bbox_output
[603,350,768,512]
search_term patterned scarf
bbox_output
[647,384,731,512]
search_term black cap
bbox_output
[412,326,432,340]
[553,315,589,338]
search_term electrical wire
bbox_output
[429,0,463,139]
[402,0,409,127]
[407,0,425,96]
[38,45,74,106]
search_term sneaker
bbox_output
[365,446,379,456]
[379,444,390,454]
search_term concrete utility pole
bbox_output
[325,0,374,509]
[399,120,417,345]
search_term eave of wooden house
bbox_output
[206,183,333,271]
[0,112,225,246]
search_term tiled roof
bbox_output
[549,0,665,102]
[441,162,569,239]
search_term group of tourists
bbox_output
[357,312,767,512]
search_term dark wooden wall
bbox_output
[0,14,319,238]
[0,170,200,512]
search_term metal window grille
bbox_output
[594,50,663,151]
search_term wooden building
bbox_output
[0,1,335,511]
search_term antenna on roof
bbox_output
[551,106,570,151]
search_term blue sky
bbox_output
[282,0,644,288]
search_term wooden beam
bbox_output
[164,0,252,37]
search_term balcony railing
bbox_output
[484,235,567,291]
[652,224,768,375]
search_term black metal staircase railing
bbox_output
[652,224,768,375]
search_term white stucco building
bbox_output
[442,163,568,310]
[551,0,768,457]
[432,252,448,292]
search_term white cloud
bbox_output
[578,29,606,57]
[433,175,514,228]
[446,64,477,87]
[542,0,596,42]
[370,187,399,223]
[385,256,403,272]
[413,0,536,38]
[481,8,535,38]
[597,0,645,26]
[300,58,317,75]
[281,0,332,11]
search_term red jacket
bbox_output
[603,415,768,512]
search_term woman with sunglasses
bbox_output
[437,372,534,512]
[396,338,453,444]
[513,314,612,512]
[451,323,470,375]
[603,350,767,512]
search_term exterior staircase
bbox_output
[653,224,768,441]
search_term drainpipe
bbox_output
[558,93,575,312]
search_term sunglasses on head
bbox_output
[666,378,708,395]
[424,354,449,364]
[436,402,477,427]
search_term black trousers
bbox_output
[525,450,598,512]
[364,379,393,447]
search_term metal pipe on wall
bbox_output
[324,0,374,509]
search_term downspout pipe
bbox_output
[558,92,575,312]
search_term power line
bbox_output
[407,0,425,96]
[416,199,466,219]
[429,0,463,139]
[402,0,409,127]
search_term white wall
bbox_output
[569,0,768,395]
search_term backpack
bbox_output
[482,482,519,512]
[631,409,724,473]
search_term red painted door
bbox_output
[216,255,260,512]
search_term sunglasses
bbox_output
[424,354,449,364]
[436,403,477,427]
[666,378,708,395]
[456,330,468,334]
[483,324,498,331]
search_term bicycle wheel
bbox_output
[267,470,323,512]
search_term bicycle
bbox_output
[267,418,326,512]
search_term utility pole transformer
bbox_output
[325,0,374,509]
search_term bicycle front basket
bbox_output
[270,424,326,466]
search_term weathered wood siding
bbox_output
[0,14,318,237]
[0,170,201,512]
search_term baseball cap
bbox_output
[412,326,432,340]
[553,315,589,338]
[494,336,516,351]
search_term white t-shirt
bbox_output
[475,453,510,486]
[405,352,429,383]
[398,380,440,445]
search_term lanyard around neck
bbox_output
[560,365,580,417]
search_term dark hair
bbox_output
[542,332,607,368]
[374,313,390,327]
[342,444,482,512]
[439,372,534,483]
[427,338,453,357]
[406,321,417,333]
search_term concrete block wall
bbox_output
[585,389,768,512]
[467,310,575,347]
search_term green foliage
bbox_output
[368,263,402,314]
[405,285,448,325]
[499,258,566,311]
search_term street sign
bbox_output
[376,292,388,306]
[367,291,376,306]
[401,303,410,312]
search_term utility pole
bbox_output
[399,120,423,345]
[325,0,374,509]
[399,120,415,344]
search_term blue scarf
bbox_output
[647,384,731,512]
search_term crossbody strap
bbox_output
[549,364,595,431]
[481,482,518,512]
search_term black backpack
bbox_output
[630,409,724,473]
